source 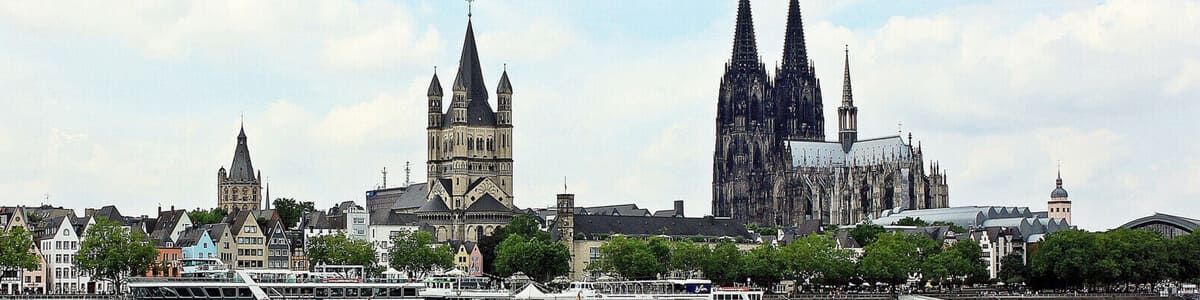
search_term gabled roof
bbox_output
[91,205,125,223]
[150,210,188,242]
[466,194,508,212]
[390,183,430,211]
[176,227,209,248]
[227,210,258,237]
[301,211,331,230]
[205,223,230,243]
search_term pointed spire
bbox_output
[497,66,512,94]
[1056,163,1064,187]
[729,0,760,66]
[451,19,488,102]
[229,124,256,182]
[427,69,443,97]
[781,0,809,70]
[841,45,853,106]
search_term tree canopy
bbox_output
[273,198,316,229]
[850,223,886,247]
[389,230,453,278]
[780,233,855,287]
[494,234,570,281]
[75,218,158,292]
[0,226,40,277]
[189,208,227,226]
[306,233,378,273]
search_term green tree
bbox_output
[1173,232,1200,282]
[189,208,227,226]
[0,226,40,283]
[306,233,378,273]
[742,245,784,287]
[1029,229,1096,289]
[858,232,938,288]
[702,241,744,285]
[893,217,928,227]
[668,240,708,277]
[478,215,545,274]
[273,198,316,229]
[997,253,1027,284]
[1094,228,1173,285]
[925,240,987,287]
[781,233,855,288]
[850,223,886,247]
[589,236,664,280]
[494,234,570,281]
[389,230,453,278]
[75,218,158,292]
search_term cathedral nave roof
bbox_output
[788,135,913,168]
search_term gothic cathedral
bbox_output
[415,15,516,242]
[713,0,950,226]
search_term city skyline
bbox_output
[2,0,1198,231]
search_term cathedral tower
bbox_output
[218,124,263,212]
[419,12,515,242]
[1048,169,1071,224]
[713,0,777,224]
[837,47,858,152]
[773,0,824,141]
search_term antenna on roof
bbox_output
[563,176,568,194]
[381,167,388,189]
[897,121,903,136]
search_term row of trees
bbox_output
[588,230,987,291]
[306,230,455,278]
[1003,228,1200,289]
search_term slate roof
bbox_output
[416,197,451,213]
[227,126,258,182]
[427,73,444,97]
[558,215,752,240]
[371,210,420,226]
[652,210,676,217]
[205,223,230,243]
[301,211,331,230]
[91,205,125,223]
[176,227,207,248]
[497,70,512,94]
[466,194,508,212]
[445,19,497,127]
[150,210,188,243]
[584,204,651,217]
[227,210,257,237]
[390,183,430,211]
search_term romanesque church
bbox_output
[415,14,517,242]
[713,0,950,226]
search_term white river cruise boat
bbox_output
[127,269,423,300]
[529,280,763,300]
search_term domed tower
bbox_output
[1048,169,1071,224]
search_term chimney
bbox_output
[673,200,684,218]
[85,208,96,217]
[158,205,162,216]
[171,205,175,212]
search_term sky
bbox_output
[1,0,1198,231]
